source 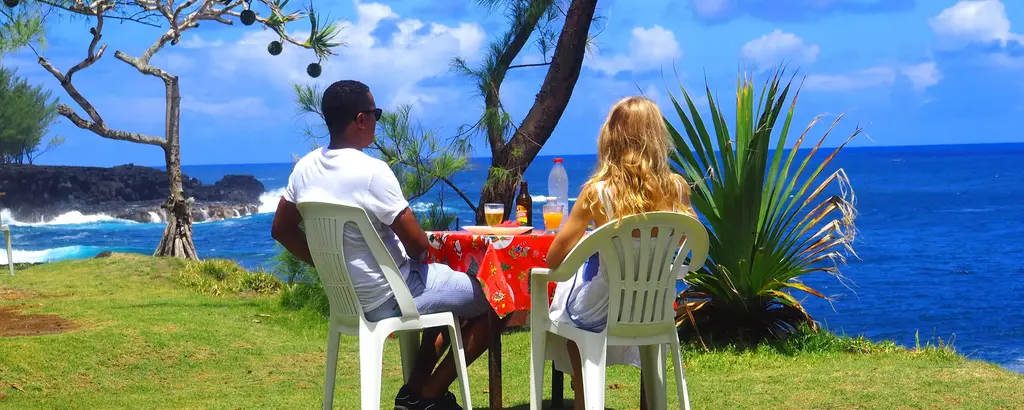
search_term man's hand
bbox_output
[390,208,430,262]
[270,198,315,265]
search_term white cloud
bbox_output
[741,30,820,68]
[178,34,224,49]
[181,96,271,118]
[177,1,486,110]
[929,0,1022,46]
[690,0,732,19]
[805,62,943,92]
[153,53,194,72]
[805,66,897,92]
[588,25,682,76]
[901,62,942,91]
[104,95,271,120]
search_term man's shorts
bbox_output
[363,261,491,321]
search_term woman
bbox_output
[545,96,696,409]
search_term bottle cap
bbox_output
[554,158,563,163]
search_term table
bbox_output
[425,230,566,409]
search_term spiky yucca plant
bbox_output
[668,69,860,344]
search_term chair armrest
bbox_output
[530,266,576,284]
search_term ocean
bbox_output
[2,144,1023,374]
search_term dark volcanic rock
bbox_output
[0,164,265,223]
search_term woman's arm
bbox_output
[546,188,595,271]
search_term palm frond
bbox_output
[669,68,859,344]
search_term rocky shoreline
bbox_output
[0,164,265,224]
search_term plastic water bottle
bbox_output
[548,158,569,227]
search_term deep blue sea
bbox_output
[2,144,1023,373]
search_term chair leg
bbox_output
[529,328,547,410]
[323,322,341,410]
[670,338,690,410]
[446,320,473,410]
[577,339,608,410]
[398,330,421,383]
[639,345,668,410]
[359,326,386,410]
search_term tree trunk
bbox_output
[475,0,597,224]
[153,75,197,260]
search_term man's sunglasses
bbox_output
[355,108,383,121]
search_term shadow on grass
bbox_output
[476,402,612,410]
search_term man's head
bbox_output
[321,80,381,149]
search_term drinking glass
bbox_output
[542,203,564,234]
[484,203,504,227]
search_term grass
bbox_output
[1,254,1022,409]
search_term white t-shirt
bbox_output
[283,147,411,311]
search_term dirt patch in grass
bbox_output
[0,288,36,302]
[0,305,76,337]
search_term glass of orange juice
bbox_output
[484,203,504,227]
[542,203,564,234]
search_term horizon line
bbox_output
[27,140,1024,169]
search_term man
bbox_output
[271,80,495,410]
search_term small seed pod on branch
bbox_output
[306,62,321,78]
[267,41,283,56]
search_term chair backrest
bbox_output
[296,201,419,322]
[556,212,709,339]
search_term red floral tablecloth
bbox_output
[426,231,556,318]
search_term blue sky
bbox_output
[3,0,1024,166]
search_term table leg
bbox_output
[552,364,565,408]
[487,314,506,410]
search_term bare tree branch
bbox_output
[34,0,164,27]
[33,10,167,147]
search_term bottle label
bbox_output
[516,205,528,226]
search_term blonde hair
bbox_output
[582,96,690,219]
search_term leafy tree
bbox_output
[0,65,59,165]
[669,69,860,344]
[0,0,46,54]
[452,0,599,224]
[16,0,342,260]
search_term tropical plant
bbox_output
[668,69,860,344]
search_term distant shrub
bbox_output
[272,247,318,285]
[241,270,284,294]
[274,249,329,317]
[414,203,457,231]
[177,259,282,296]
[681,324,960,361]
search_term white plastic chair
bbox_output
[297,201,473,410]
[2,216,12,276]
[529,212,709,410]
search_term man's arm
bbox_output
[389,207,430,262]
[270,197,314,265]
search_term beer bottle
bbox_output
[515,181,533,227]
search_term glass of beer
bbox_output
[542,203,564,234]
[484,203,504,226]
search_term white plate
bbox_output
[461,225,534,236]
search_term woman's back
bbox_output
[584,176,693,230]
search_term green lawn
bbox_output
[1,254,1022,409]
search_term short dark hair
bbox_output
[321,80,372,133]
